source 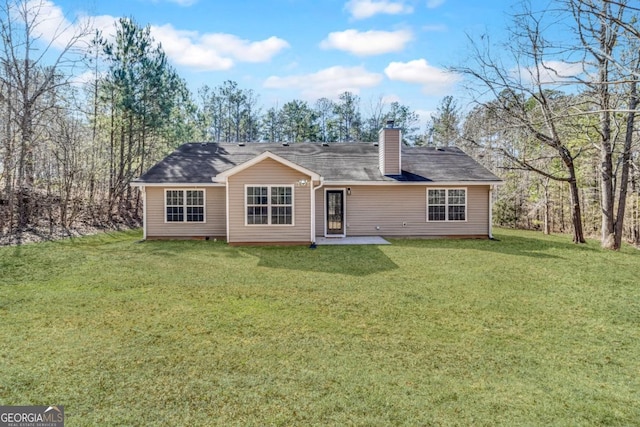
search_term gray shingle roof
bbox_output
[133,142,502,184]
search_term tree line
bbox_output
[1,0,639,251]
[453,0,640,250]
[194,82,420,144]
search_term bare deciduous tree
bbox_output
[569,0,640,249]
[454,3,587,243]
[0,0,89,232]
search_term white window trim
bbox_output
[164,188,207,224]
[244,184,295,227]
[426,188,468,222]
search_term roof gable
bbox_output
[213,151,321,182]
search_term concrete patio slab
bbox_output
[315,236,390,245]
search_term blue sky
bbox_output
[42,0,518,126]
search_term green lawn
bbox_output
[1,229,639,426]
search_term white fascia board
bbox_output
[130,182,225,187]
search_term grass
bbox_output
[0,228,639,426]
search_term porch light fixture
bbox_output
[298,179,308,187]
[347,187,351,195]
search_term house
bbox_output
[130,123,502,244]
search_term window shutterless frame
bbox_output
[164,189,206,223]
[244,184,295,226]
[426,188,467,222]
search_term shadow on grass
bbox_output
[242,245,399,276]
[138,240,399,276]
[391,230,599,259]
[136,241,247,261]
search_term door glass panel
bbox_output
[327,191,344,234]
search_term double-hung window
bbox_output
[246,185,293,225]
[427,188,466,221]
[165,189,205,223]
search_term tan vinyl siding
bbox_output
[146,187,226,238]
[228,157,312,243]
[315,185,490,237]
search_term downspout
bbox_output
[489,185,494,239]
[310,177,324,246]
[211,175,230,243]
[142,186,147,240]
[225,176,230,243]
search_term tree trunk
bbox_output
[596,3,616,249]
[600,134,616,248]
[2,77,14,233]
[543,177,551,235]
[569,176,586,244]
[17,109,32,230]
[108,96,116,209]
[632,191,640,246]
[613,74,638,249]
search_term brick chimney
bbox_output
[378,120,401,175]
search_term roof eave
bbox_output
[130,182,227,187]
[324,180,503,186]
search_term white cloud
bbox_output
[415,109,435,127]
[320,29,412,56]
[199,33,290,63]
[90,15,121,36]
[426,0,445,8]
[20,1,114,85]
[150,25,233,70]
[345,0,414,19]
[25,0,76,49]
[71,70,103,86]
[381,94,401,104]
[384,59,460,95]
[22,1,288,72]
[23,0,116,50]
[514,60,584,85]
[165,0,198,5]
[151,24,289,71]
[264,66,383,99]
